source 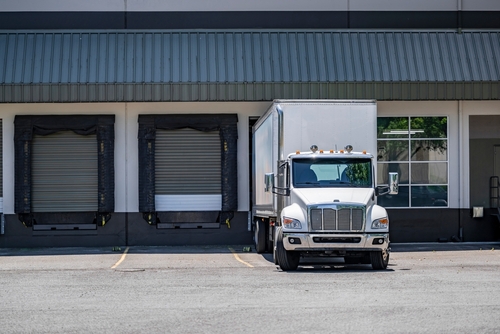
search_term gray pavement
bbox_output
[0,243,499,333]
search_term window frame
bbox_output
[377,116,449,208]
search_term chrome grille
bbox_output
[323,209,336,230]
[338,209,350,230]
[352,209,364,230]
[311,209,322,230]
[308,205,365,232]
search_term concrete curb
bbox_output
[390,241,500,252]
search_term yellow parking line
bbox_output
[228,247,254,268]
[111,246,130,269]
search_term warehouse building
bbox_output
[0,0,499,247]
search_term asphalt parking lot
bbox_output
[1,242,499,334]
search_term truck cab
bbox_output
[262,145,398,271]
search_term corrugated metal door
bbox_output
[31,131,98,212]
[155,128,221,211]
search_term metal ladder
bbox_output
[491,176,500,222]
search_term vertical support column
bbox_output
[138,118,156,214]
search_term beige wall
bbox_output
[1,100,499,214]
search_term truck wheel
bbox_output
[370,250,389,270]
[266,226,275,253]
[275,227,300,271]
[272,229,278,265]
[254,219,266,253]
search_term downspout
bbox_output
[458,100,463,240]
[125,102,129,245]
[457,0,462,33]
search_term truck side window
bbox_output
[278,161,289,189]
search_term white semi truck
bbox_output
[252,100,398,271]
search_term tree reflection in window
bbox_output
[377,116,448,208]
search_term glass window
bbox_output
[378,140,409,161]
[293,158,372,188]
[377,117,409,138]
[411,140,447,161]
[410,117,447,138]
[377,163,409,185]
[377,116,448,208]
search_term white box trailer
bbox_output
[252,100,398,271]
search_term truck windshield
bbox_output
[292,158,372,188]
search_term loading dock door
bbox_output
[155,128,221,211]
[31,131,98,212]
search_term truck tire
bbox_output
[275,227,300,271]
[254,219,266,253]
[370,250,389,270]
[272,229,278,265]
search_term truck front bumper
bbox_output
[282,232,389,252]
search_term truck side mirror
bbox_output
[264,173,274,192]
[376,172,399,196]
[388,172,399,195]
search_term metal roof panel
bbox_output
[1,30,499,101]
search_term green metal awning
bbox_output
[1,30,499,102]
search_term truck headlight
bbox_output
[283,217,302,229]
[372,217,389,229]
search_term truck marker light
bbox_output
[330,150,334,153]
[296,150,300,154]
[363,150,367,154]
[340,150,344,153]
[320,150,324,153]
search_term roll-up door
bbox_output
[31,131,98,212]
[155,128,221,211]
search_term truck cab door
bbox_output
[276,160,290,218]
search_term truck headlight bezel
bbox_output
[371,217,389,229]
[283,217,302,229]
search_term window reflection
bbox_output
[411,163,448,184]
[410,117,447,138]
[411,186,448,207]
[377,163,409,184]
[377,117,409,138]
[377,186,409,207]
[377,116,448,208]
[377,140,409,161]
[411,140,447,161]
